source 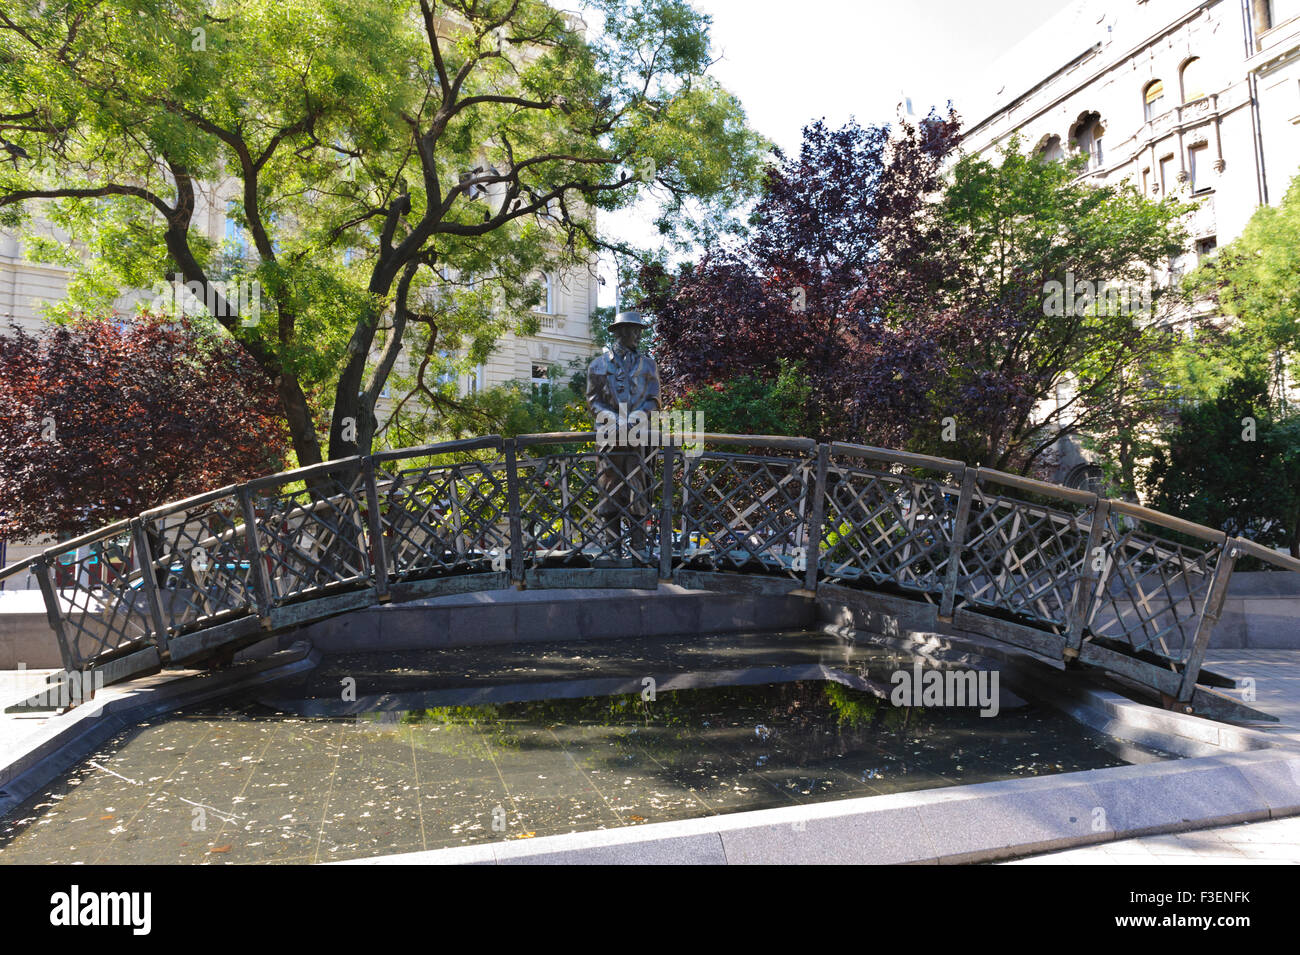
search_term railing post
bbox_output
[448,472,467,559]
[559,457,573,545]
[681,454,695,557]
[803,444,830,591]
[34,556,75,671]
[504,439,525,587]
[659,445,676,581]
[940,467,979,620]
[1177,538,1238,701]
[237,485,275,624]
[130,518,170,651]
[362,457,391,602]
[1065,497,1111,655]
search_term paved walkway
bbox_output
[0,667,58,752]
[1006,815,1300,864]
[1009,650,1300,865]
[1203,649,1300,744]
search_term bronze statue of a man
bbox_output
[586,312,660,556]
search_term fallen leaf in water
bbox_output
[512,832,536,839]
[209,845,232,854]
[627,814,646,823]
[99,815,114,821]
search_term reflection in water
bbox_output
[0,681,1168,865]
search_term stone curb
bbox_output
[0,644,318,818]
[336,748,1300,865]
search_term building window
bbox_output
[1072,112,1106,170]
[1189,144,1212,193]
[1142,167,1152,195]
[530,362,553,403]
[1036,134,1065,163]
[1196,236,1218,263]
[1180,58,1206,103]
[1159,154,1177,194]
[435,349,457,388]
[532,273,555,313]
[1065,464,1106,495]
[1144,80,1166,121]
[1270,0,1300,30]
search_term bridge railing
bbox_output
[3,432,1298,703]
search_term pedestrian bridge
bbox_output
[3,433,1296,714]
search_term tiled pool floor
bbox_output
[0,678,1154,864]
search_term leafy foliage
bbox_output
[1184,171,1300,407]
[0,314,290,538]
[934,140,1188,481]
[382,358,591,446]
[645,120,1190,480]
[672,358,811,436]
[0,0,768,464]
[1152,171,1300,559]
[646,114,963,447]
[1147,377,1300,558]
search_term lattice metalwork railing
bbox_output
[514,435,666,569]
[140,487,258,636]
[951,476,1098,633]
[818,445,964,599]
[677,438,817,578]
[372,438,511,582]
[1084,506,1225,665]
[5,433,1298,704]
[242,460,371,604]
[33,521,156,671]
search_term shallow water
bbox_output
[0,673,1162,864]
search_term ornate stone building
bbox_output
[959,0,1300,488]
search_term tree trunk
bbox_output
[329,300,386,460]
[279,374,324,466]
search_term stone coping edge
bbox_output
[0,644,319,818]
[335,747,1300,865]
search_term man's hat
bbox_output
[610,311,649,329]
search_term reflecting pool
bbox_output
[0,668,1169,864]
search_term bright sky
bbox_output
[597,0,1076,306]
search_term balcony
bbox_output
[530,311,568,335]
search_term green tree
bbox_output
[645,122,1189,476]
[0,0,767,468]
[1185,171,1300,407]
[933,139,1189,480]
[395,358,591,442]
[1147,376,1300,557]
[673,359,811,437]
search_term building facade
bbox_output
[443,266,602,402]
[958,0,1300,487]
